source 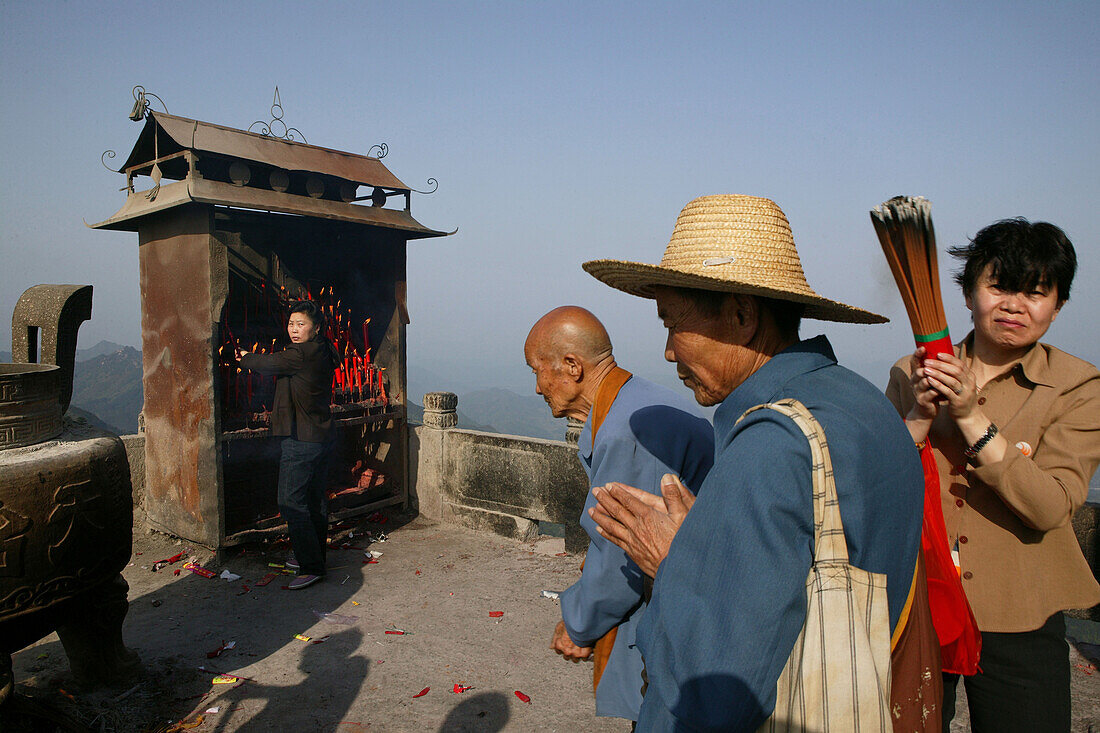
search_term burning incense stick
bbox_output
[870,196,952,360]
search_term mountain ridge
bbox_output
[70,346,143,434]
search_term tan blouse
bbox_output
[886,333,1100,632]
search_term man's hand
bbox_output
[589,473,695,577]
[550,620,592,661]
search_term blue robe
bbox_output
[635,336,924,731]
[561,374,715,720]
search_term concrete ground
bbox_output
[7,512,1100,732]
[9,513,624,732]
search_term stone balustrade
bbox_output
[409,392,589,553]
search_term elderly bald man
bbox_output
[525,306,714,723]
[582,196,929,731]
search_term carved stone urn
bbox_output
[0,285,138,705]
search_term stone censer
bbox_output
[1,285,138,706]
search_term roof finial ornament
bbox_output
[409,178,439,195]
[248,86,308,143]
[128,85,168,121]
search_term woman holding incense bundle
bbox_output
[886,219,1100,732]
[239,300,339,590]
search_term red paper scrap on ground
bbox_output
[488,611,504,618]
[152,550,187,571]
[453,684,473,693]
[514,690,531,704]
[412,687,430,698]
[255,573,278,587]
[183,562,216,578]
[173,569,182,576]
[362,559,379,564]
[384,630,405,635]
[415,569,421,576]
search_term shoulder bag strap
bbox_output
[735,398,849,564]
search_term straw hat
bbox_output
[583,194,886,324]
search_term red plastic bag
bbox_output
[919,442,981,675]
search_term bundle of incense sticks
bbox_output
[870,196,953,360]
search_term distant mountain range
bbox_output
[405,389,567,441]
[69,344,143,434]
[456,388,567,441]
[405,401,495,433]
[0,339,131,365]
[3,341,568,441]
[2,341,143,434]
[68,405,126,433]
[407,363,567,440]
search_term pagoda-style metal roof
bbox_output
[122,112,408,189]
[90,111,449,238]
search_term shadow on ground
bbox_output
[437,691,510,732]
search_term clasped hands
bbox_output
[552,474,694,662]
[588,473,695,578]
[909,347,980,421]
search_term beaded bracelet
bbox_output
[964,422,998,463]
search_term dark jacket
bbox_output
[240,340,336,442]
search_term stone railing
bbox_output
[410,392,590,553]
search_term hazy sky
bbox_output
[2,1,1097,402]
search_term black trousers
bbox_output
[277,437,331,576]
[942,612,1069,733]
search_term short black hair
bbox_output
[675,287,803,341]
[950,218,1076,304]
[288,300,325,336]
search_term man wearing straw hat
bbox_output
[582,195,928,730]
[525,306,714,723]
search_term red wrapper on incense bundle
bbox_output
[870,196,952,361]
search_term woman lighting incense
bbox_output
[239,300,339,590]
[887,218,1100,732]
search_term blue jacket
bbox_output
[636,336,923,731]
[561,374,714,720]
